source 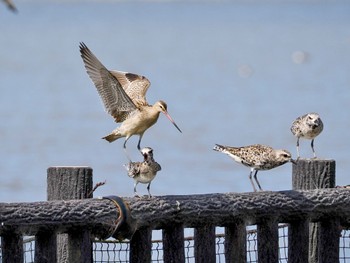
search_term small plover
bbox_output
[213,144,294,192]
[79,43,181,159]
[291,112,323,158]
[124,147,161,197]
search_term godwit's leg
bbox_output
[249,169,257,192]
[123,137,132,161]
[253,170,263,191]
[147,182,152,198]
[296,137,300,159]
[137,134,144,152]
[311,139,317,158]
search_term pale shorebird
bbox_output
[79,42,182,158]
[291,112,323,159]
[2,0,17,12]
[213,144,295,192]
[124,147,161,197]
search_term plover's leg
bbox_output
[311,139,317,158]
[134,182,140,198]
[249,169,257,192]
[147,182,152,198]
[296,137,300,159]
[123,138,132,161]
[253,170,263,191]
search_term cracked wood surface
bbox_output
[0,188,349,236]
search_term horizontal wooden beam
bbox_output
[0,189,349,236]
[0,198,118,237]
[124,188,350,228]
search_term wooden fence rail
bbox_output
[0,159,348,263]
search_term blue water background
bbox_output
[0,1,350,202]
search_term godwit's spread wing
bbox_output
[110,70,150,107]
[79,42,137,122]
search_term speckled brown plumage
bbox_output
[213,144,294,192]
[291,112,323,158]
[124,147,161,197]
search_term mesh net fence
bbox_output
[1,225,349,262]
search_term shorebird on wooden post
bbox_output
[291,112,323,159]
[79,42,182,159]
[124,147,161,198]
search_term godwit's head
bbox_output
[154,100,182,133]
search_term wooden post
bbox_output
[257,219,278,263]
[67,229,93,263]
[46,166,93,263]
[162,224,185,263]
[292,159,335,190]
[1,230,23,263]
[35,231,57,263]
[130,227,152,263]
[224,221,246,263]
[318,219,340,263]
[288,220,309,263]
[292,159,336,263]
[194,224,216,263]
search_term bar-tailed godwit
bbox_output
[79,43,181,158]
[291,113,323,158]
[124,147,161,197]
[213,144,294,192]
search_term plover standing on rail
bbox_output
[124,147,161,197]
[79,43,182,159]
[213,144,294,192]
[291,113,323,159]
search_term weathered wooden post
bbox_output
[162,224,185,262]
[1,230,23,263]
[257,218,279,263]
[130,227,152,263]
[194,224,216,263]
[292,159,337,263]
[224,221,246,263]
[46,166,93,263]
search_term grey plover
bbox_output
[79,43,181,159]
[124,147,161,197]
[291,112,323,158]
[213,144,294,192]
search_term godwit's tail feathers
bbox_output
[102,132,122,143]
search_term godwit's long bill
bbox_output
[79,42,181,158]
[2,0,17,12]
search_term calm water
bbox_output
[0,1,350,202]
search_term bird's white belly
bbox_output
[136,172,156,184]
[119,112,159,136]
